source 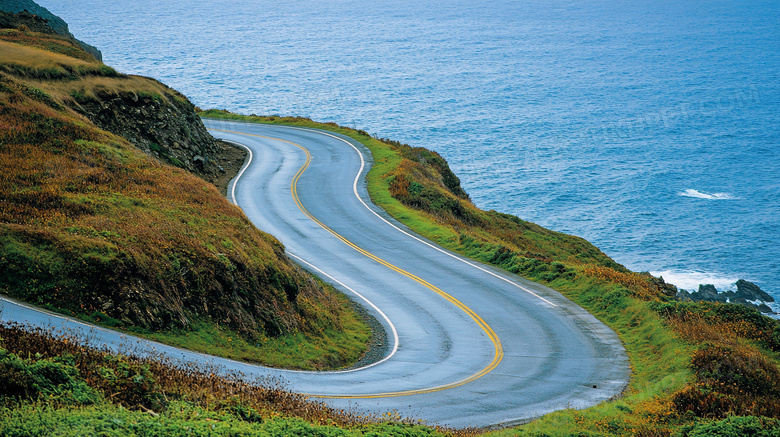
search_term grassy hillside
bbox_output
[0,27,371,370]
[200,110,780,436]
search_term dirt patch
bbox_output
[208,140,248,196]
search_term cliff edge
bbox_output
[0,0,102,60]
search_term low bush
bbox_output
[0,349,101,406]
[0,322,465,436]
[676,416,780,437]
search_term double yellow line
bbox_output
[213,127,503,398]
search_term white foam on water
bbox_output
[679,189,736,200]
[651,269,739,292]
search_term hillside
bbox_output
[0,15,369,370]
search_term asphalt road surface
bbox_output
[0,119,630,429]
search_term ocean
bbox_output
[39,0,780,302]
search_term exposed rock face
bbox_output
[676,280,775,314]
[0,0,102,60]
[73,88,226,183]
[689,284,719,301]
[735,279,775,302]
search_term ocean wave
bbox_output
[679,189,736,200]
[768,302,780,319]
[650,269,739,292]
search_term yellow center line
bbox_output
[211,127,504,398]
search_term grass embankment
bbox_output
[0,322,449,437]
[200,110,780,436]
[0,36,177,104]
[0,28,371,371]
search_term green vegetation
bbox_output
[676,416,780,437]
[126,293,371,371]
[199,110,780,436]
[0,323,450,437]
[0,29,371,370]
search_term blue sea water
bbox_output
[40,0,780,301]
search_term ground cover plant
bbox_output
[0,321,459,436]
[200,110,780,436]
[0,27,371,370]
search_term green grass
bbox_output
[0,401,445,437]
[123,293,371,371]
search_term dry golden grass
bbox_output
[36,75,177,104]
[0,34,179,106]
[0,39,98,70]
[0,28,96,61]
[655,303,780,419]
[584,266,660,300]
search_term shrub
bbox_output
[676,416,780,437]
[0,349,100,405]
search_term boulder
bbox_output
[690,284,719,301]
[735,279,774,302]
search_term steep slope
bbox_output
[0,0,102,60]
[0,24,366,369]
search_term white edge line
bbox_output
[217,139,253,206]
[210,132,400,373]
[270,124,558,308]
[288,254,400,372]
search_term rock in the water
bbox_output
[674,279,775,314]
[691,284,719,301]
[676,289,694,302]
[735,279,774,302]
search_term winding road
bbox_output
[0,119,629,428]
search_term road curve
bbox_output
[0,119,630,428]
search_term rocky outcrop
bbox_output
[72,88,227,183]
[734,279,775,302]
[0,0,102,61]
[641,272,679,297]
[0,9,56,35]
[676,280,775,314]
